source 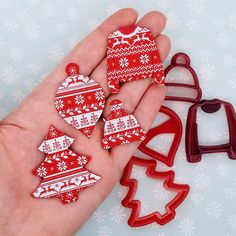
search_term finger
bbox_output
[138,11,167,36]
[4,8,138,130]
[90,11,167,96]
[103,34,171,117]
[111,83,166,170]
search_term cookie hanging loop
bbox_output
[171,52,191,66]
[66,63,80,76]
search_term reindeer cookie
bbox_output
[107,25,165,93]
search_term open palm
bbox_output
[0,9,170,236]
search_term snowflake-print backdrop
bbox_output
[0,0,236,236]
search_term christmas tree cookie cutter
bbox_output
[55,63,105,138]
[164,52,202,103]
[120,156,190,227]
[138,106,182,167]
[186,99,236,163]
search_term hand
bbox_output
[0,8,170,236]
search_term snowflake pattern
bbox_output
[5,20,19,32]
[156,0,171,9]
[188,0,205,15]
[36,166,47,177]
[28,62,41,74]
[199,49,213,62]
[131,165,146,179]
[228,215,236,229]
[2,67,18,85]
[56,21,69,34]
[206,201,223,218]
[179,218,196,236]
[9,48,23,62]
[166,12,180,30]
[42,4,56,18]
[98,225,112,236]
[74,95,85,105]
[95,90,105,101]
[93,210,107,224]
[194,173,211,190]
[153,183,171,201]
[24,22,41,40]
[55,99,64,110]
[216,162,230,177]
[48,44,64,61]
[217,32,232,47]
[187,19,200,31]
[223,187,236,200]
[212,17,226,30]
[67,8,80,22]
[222,54,236,69]
[177,36,192,50]
[77,156,88,166]
[12,90,25,102]
[109,205,126,223]
[139,54,150,64]
[117,186,127,199]
[200,64,216,81]
[57,161,67,171]
[119,58,129,68]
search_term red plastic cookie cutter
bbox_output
[186,99,236,163]
[164,52,202,103]
[138,106,182,167]
[120,156,190,227]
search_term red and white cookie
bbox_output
[102,99,146,149]
[55,63,105,138]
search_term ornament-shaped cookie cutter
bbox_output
[186,99,236,163]
[120,156,190,227]
[138,106,182,167]
[164,52,202,103]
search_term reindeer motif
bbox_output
[112,37,131,48]
[112,38,121,48]
[88,174,98,182]
[141,33,152,42]
[80,175,89,185]
[108,80,119,93]
[39,185,56,197]
[132,34,141,45]
[120,37,130,46]
[80,174,97,184]
[60,179,77,191]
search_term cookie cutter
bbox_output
[138,106,182,167]
[120,156,190,227]
[186,99,236,163]
[164,52,202,103]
